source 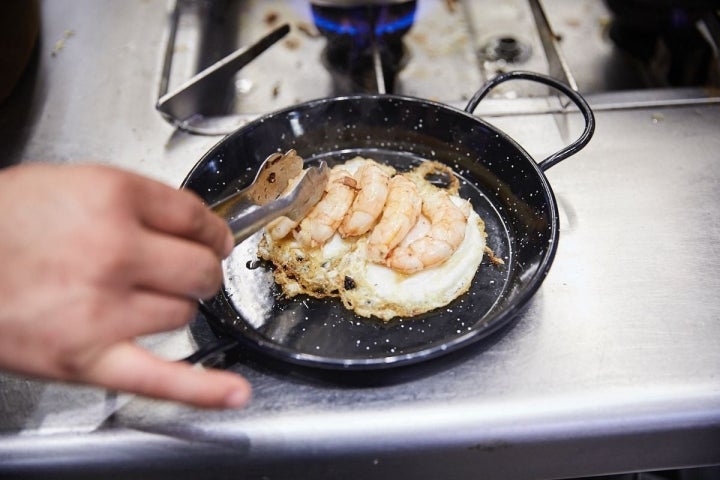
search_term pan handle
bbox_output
[464,70,595,171]
[180,302,240,365]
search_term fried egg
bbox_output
[256,157,489,321]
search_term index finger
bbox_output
[133,179,233,258]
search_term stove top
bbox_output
[158,0,720,134]
[2,3,720,478]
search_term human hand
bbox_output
[0,164,251,408]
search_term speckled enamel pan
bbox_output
[181,71,595,370]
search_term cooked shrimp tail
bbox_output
[386,190,470,274]
[266,216,297,240]
[294,169,357,247]
[339,162,391,238]
[366,174,421,263]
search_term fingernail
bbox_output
[225,388,250,409]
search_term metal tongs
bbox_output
[210,150,329,245]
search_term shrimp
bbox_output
[338,162,390,238]
[385,189,470,274]
[264,169,307,241]
[366,174,421,263]
[266,216,297,240]
[293,169,357,248]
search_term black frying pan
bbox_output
[181,71,595,370]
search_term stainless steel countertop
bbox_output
[1,1,719,479]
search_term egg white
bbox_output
[335,200,486,320]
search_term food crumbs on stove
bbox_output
[284,38,300,50]
[444,0,458,13]
[296,21,320,38]
[264,11,279,25]
[51,30,75,57]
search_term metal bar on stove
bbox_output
[371,27,387,94]
[527,0,578,143]
[700,10,720,81]
[156,23,290,124]
[157,0,181,100]
[527,0,578,96]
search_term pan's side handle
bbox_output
[180,302,239,365]
[465,71,595,171]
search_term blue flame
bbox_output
[374,11,416,36]
[312,10,416,37]
[313,14,364,36]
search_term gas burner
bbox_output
[479,35,532,64]
[311,1,417,94]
